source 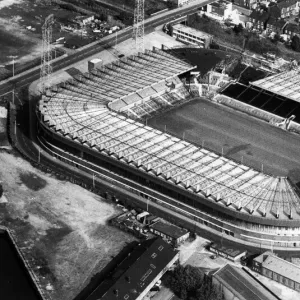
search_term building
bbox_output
[233,0,257,9]
[213,264,279,300]
[248,9,270,31]
[283,22,300,39]
[204,1,246,25]
[37,47,300,251]
[91,238,179,300]
[252,251,300,291]
[172,24,213,48]
[276,0,299,18]
[149,220,190,246]
[172,0,200,7]
[266,16,286,34]
[75,15,95,26]
[209,243,246,261]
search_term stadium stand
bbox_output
[222,83,300,124]
[38,49,300,222]
[37,48,300,249]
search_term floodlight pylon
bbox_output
[133,0,144,53]
[40,14,54,93]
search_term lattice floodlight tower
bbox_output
[133,0,145,53]
[40,14,54,93]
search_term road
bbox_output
[0,0,213,98]
[148,98,300,185]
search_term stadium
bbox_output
[36,47,300,250]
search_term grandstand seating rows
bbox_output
[123,86,194,119]
[222,83,300,123]
[38,49,300,220]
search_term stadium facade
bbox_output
[36,47,300,250]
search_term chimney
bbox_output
[113,289,118,297]
[126,276,131,283]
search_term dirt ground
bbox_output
[0,0,86,65]
[0,150,137,300]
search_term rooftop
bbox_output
[249,10,269,22]
[254,252,300,283]
[172,24,213,39]
[251,68,300,103]
[99,238,178,300]
[214,264,278,300]
[277,0,298,9]
[210,243,246,258]
[150,221,188,239]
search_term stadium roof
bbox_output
[251,68,300,103]
[214,264,278,300]
[99,238,178,300]
[254,252,300,283]
[38,48,300,223]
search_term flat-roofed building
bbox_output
[172,24,213,48]
[213,264,279,300]
[149,220,189,246]
[252,251,300,291]
[209,242,246,261]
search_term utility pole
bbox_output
[40,14,54,93]
[133,0,145,53]
[8,55,18,77]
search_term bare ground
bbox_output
[0,151,137,300]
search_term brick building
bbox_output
[252,251,300,292]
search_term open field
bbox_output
[148,98,300,186]
[0,0,88,66]
[0,150,137,300]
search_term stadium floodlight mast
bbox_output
[40,14,54,94]
[133,0,145,53]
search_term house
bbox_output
[273,0,299,18]
[248,9,270,31]
[266,16,286,34]
[86,238,179,300]
[252,251,300,291]
[205,1,245,25]
[172,24,213,48]
[213,264,279,300]
[283,22,300,38]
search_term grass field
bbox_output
[148,98,300,185]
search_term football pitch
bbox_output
[148,98,300,187]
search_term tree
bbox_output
[233,23,244,35]
[291,35,300,52]
[272,33,280,44]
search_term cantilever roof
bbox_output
[251,68,300,103]
[38,48,300,223]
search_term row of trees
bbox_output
[163,265,223,300]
